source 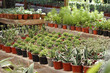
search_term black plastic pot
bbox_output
[39,56,48,64]
[16,48,22,55]
[32,54,39,62]
[103,30,108,36]
[108,31,110,37]
[22,50,27,57]
[97,29,103,35]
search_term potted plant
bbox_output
[92,23,98,35]
[41,13,46,19]
[39,49,48,64]
[71,48,82,73]
[61,46,72,71]
[11,43,18,54]
[21,46,27,57]
[23,11,28,20]
[28,46,35,60]
[17,11,23,20]
[53,50,63,69]
[54,14,61,28]
[58,32,61,37]
[32,49,40,62]
[96,21,103,35]
[16,45,22,55]
[47,49,55,67]
[88,23,93,34]
[102,21,108,36]
[76,22,82,32]
[5,42,11,53]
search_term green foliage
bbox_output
[25,37,31,42]
[5,42,11,46]
[39,49,48,57]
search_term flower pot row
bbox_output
[0,13,45,20]
[53,61,90,73]
[0,44,90,73]
[47,23,110,37]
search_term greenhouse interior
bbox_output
[0,0,110,73]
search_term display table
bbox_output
[0,18,45,25]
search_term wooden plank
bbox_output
[0,18,45,25]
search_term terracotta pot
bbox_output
[28,52,32,59]
[14,14,18,19]
[18,14,22,19]
[48,23,51,27]
[2,45,5,51]
[54,24,58,28]
[5,46,11,53]
[72,65,82,73]
[93,30,97,35]
[41,14,46,19]
[0,14,1,18]
[0,14,3,18]
[53,61,63,69]
[11,47,17,54]
[82,28,85,32]
[70,26,76,30]
[50,23,54,27]
[76,27,82,32]
[63,25,67,29]
[36,14,40,19]
[63,63,72,71]
[85,27,89,33]
[32,14,37,19]
[23,14,28,20]
[83,66,90,73]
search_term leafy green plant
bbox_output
[25,37,31,42]
[39,49,48,57]
[5,42,11,46]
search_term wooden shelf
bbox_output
[0,18,45,25]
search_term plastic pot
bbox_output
[5,46,11,53]
[32,14,37,19]
[39,56,48,64]
[50,23,54,27]
[2,45,5,51]
[53,61,63,69]
[77,27,82,32]
[93,30,97,35]
[0,44,4,50]
[32,54,39,62]
[14,14,18,19]
[83,66,90,73]
[16,48,22,55]
[63,63,72,71]
[54,24,58,28]
[108,31,110,37]
[28,14,33,19]
[63,25,67,29]
[58,25,62,28]
[47,58,53,67]
[22,50,27,57]
[82,28,85,32]
[11,47,17,54]
[36,14,40,19]
[97,29,103,35]
[85,28,89,33]
[89,29,93,34]
[41,14,46,19]
[28,52,32,59]
[103,30,108,36]
[72,65,82,73]
[18,14,22,19]
[70,26,76,30]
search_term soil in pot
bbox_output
[18,14,22,19]
[32,54,39,62]
[47,58,53,67]
[22,50,28,57]
[54,24,58,28]
[70,26,75,30]
[16,48,22,55]
[39,56,48,64]
[72,65,82,73]
[53,61,63,69]
[11,47,17,54]
[5,46,11,53]
[28,52,32,59]
[83,66,90,73]
[103,30,108,36]
[63,25,67,29]
[63,63,72,71]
